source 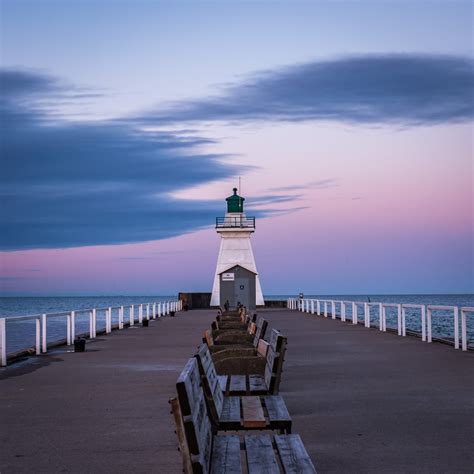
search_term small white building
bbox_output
[210,188,264,309]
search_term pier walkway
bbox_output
[1,308,473,473]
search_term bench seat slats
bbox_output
[220,397,241,424]
[241,396,266,429]
[245,435,279,474]
[211,435,242,474]
[248,375,268,393]
[274,434,317,473]
[264,395,292,423]
[229,375,247,394]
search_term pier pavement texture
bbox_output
[1,308,473,473]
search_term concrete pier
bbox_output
[1,308,473,473]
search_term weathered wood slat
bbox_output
[274,434,317,473]
[257,339,269,357]
[248,375,268,393]
[220,396,241,423]
[218,375,228,392]
[245,435,279,474]
[176,358,212,473]
[229,375,247,393]
[242,396,266,428]
[264,396,291,423]
[211,435,242,474]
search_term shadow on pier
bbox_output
[1,308,473,473]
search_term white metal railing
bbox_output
[287,297,472,352]
[0,299,183,366]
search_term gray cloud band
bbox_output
[139,54,474,125]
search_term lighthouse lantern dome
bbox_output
[226,188,245,213]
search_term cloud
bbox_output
[1,69,282,251]
[268,179,339,192]
[140,54,474,126]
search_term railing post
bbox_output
[364,303,369,328]
[130,305,134,326]
[311,300,314,314]
[139,304,143,324]
[152,303,156,319]
[71,311,75,342]
[331,301,336,320]
[107,307,112,333]
[352,302,357,324]
[382,305,387,332]
[0,318,6,367]
[401,306,406,336]
[41,313,47,352]
[421,305,426,342]
[454,307,459,349]
[146,304,150,321]
[461,309,467,351]
[341,302,345,322]
[119,306,124,329]
[89,310,94,338]
[427,307,432,342]
[158,302,161,317]
[35,317,41,355]
[67,313,72,345]
[324,301,328,317]
[397,304,402,336]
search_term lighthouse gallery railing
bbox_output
[215,216,256,229]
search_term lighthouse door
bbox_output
[235,277,249,309]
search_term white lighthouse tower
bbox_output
[210,188,264,309]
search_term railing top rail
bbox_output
[461,307,474,312]
[401,304,425,309]
[2,300,177,321]
[427,305,457,311]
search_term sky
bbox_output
[0,0,473,296]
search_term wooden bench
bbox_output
[209,316,268,348]
[200,329,287,395]
[171,357,316,473]
[195,343,292,433]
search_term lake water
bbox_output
[1,294,473,355]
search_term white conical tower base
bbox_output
[210,226,264,307]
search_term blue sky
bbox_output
[1,0,473,295]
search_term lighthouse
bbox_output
[210,188,264,310]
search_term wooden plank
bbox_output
[218,375,228,392]
[264,363,274,394]
[264,396,291,423]
[204,329,214,347]
[211,435,242,474]
[274,434,317,473]
[198,343,214,374]
[245,435,279,474]
[169,398,193,474]
[248,375,268,393]
[220,397,241,423]
[241,396,267,428]
[229,375,247,394]
[257,339,269,358]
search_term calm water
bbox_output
[1,294,473,355]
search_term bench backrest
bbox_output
[195,343,224,424]
[253,316,268,348]
[264,329,287,394]
[176,357,213,473]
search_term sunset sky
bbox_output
[1,0,473,296]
